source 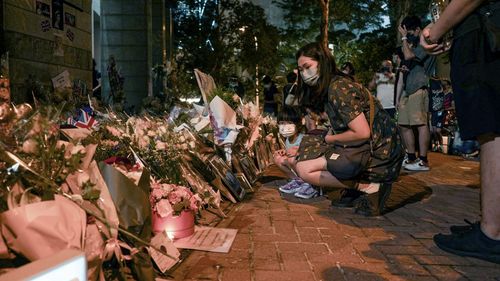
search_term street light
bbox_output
[254,35,259,109]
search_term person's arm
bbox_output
[368,73,378,91]
[324,113,370,144]
[398,25,416,60]
[394,71,405,108]
[421,0,486,53]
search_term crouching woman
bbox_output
[295,42,405,216]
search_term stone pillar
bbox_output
[100,0,152,112]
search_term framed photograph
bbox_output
[208,155,245,201]
[179,161,225,217]
[254,140,270,172]
[239,155,259,183]
[65,12,76,27]
[36,1,51,18]
[51,0,64,30]
[236,173,253,193]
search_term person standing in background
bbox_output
[369,60,396,119]
[397,15,437,172]
[262,75,279,116]
[421,0,500,263]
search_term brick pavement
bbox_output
[171,153,500,281]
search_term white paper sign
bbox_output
[173,226,237,253]
[52,70,71,90]
[148,232,180,273]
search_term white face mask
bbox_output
[279,124,296,138]
[300,67,320,86]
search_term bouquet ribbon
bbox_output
[101,238,139,262]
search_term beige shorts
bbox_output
[397,88,429,126]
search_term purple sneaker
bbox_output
[279,179,303,194]
[294,183,318,199]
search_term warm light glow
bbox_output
[166,231,175,240]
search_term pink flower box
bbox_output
[152,210,195,239]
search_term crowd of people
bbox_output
[90,1,500,267]
[222,0,499,264]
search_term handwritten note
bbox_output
[173,226,237,253]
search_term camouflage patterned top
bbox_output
[325,76,404,183]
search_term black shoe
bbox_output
[331,188,363,208]
[353,183,392,217]
[450,219,479,234]
[434,224,500,264]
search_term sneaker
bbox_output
[402,157,412,169]
[353,183,392,217]
[294,183,318,199]
[278,179,303,194]
[404,159,430,171]
[434,224,500,264]
[331,188,363,208]
[450,219,479,234]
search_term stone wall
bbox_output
[3,0,92,103]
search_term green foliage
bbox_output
[171,0,282,98]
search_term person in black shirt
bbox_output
[421,0,500,263]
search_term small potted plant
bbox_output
[150,181,203,239]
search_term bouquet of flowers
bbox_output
[150,181,203,218]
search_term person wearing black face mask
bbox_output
[397,15,437,172]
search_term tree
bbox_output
[319,0,329,50]
[276,0,387,56]
[170,0,282,99]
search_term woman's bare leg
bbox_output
[295,157,347,188]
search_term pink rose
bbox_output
[156,199,173,218]
[22,139,38,154]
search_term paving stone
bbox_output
[252,242,278,259]
[376,245,434,256]
[300,233,326,243]
[221,269,252,281]
[352,241,388,263]
[452,265,500,277]
[252,233,300,242]
[386,255,431,276]
[280,252,311,272]
[375,233,422,246]
[423,265,465,281]
[254,270,316,281]
[273,220,295,234]
[277,242,330,254]
[252,258,281,271]
[414,255,474,266]
[230,233,251,250]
